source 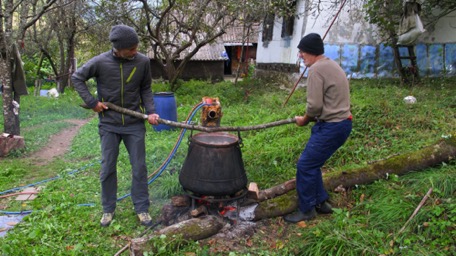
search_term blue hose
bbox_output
[116,103,205,201]
[0,162,97,196]
[0,162,98,215]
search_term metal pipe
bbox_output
[207,110,217,120]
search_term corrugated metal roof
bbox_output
[187,42,228,61]
[148,42,228,61]
[147,24,259,61]
[222,25,259,45]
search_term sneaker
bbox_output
[316,201,333,214]
[137,212,153,226]
[100,212,114,227]
[283,208,317,223]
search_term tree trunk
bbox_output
[1,0,56,136]
[164,59,179,91]
[234,25,247,84]
[0,58,17,135]
[0,0,19,135]
[34,79,42,96]
[34,53,45,96]
[60,34,75,93]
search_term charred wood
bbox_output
[130,215,224,255]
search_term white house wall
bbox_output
[256,1,305,65]
[256,1,456,78]
[421,10,456,43]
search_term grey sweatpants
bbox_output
[98,122,150,214]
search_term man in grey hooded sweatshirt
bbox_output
[71,24,159,227]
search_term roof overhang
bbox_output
[224,43,254,46]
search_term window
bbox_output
[281,0,297,38]
[262,13,275,42]
[281,16,294,38]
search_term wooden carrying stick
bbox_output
[83,102,296,132]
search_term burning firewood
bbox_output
[190,205,208,217]
[171,195,190,207]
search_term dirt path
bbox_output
[28,118,92,165]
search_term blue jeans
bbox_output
[296,119,352,213]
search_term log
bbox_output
[157,215,224,240]
[130,215,224,255]
[253,191,298,221]
[323,138,456,191]
[252,137,456,203]
[190,205,208,217]
[171,195,190,207]
[159,204,190,226]
[247,182,259,200]
[250,136,456,219]
[0,133,25,157]
[253,179,296,202]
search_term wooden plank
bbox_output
[15,187,39,201]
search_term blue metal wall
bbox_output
[323,43,456,78]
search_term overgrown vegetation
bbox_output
[0,77,455,255]
[364,0,456,42]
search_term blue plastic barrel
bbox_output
[153,92,178,131]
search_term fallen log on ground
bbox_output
[252,191,298,221]
[130,215,224,255]
[323,137,455,190]
[250,136,456,204]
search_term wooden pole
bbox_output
[282,0,348,107]
[83,102,297,132]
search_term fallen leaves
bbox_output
[297,221,307,228]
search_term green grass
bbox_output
[0,90,94,191]
[0,77,455,255]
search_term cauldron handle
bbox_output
[187,125,195,145]
[237,128,243,148]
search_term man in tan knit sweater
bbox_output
[284,33,352,223]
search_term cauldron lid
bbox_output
[191,132,238,146]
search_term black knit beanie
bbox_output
[297,33,324,55]
[109,25,139,50]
